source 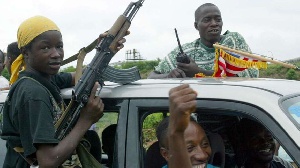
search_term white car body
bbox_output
[1,78,300,167]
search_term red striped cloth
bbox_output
[213,48,267,77]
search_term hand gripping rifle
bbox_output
[54,0,145,140]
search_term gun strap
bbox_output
[77,139,103,168]
[10,145,37,166]
[75,48,87,85]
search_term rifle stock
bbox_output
[54,0,145,140]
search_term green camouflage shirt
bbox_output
[155,31,259,77]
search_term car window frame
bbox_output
[125,98,299,167]
[279,93,300,130]
[102,98,129,168]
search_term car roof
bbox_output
[2,78,299,105]
[60,78,300,120]
[61,77,299,99]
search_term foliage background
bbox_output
[259,62,300,80]
[2,59,300,80]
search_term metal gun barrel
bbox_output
[124,0,144,21]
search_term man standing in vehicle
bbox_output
[148,3,258,79]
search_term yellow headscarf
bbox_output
[10,15,60,85]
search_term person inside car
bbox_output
[148,3,258,79]
[157,116,217,168]
[0,15,127,168]
[156,84,218,168]
[237,118,294,168]
[102,124,117,168]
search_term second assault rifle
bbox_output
[54,0,145,140]
[174,28,190,64]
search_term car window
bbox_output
[98,112,118,140]
[142,112,165,150]
[278,147,293,163]
[281,95,300,127]
[141,109,241,168]
[76,110,119,167]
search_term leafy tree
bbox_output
[59,59,160,79]
[259,63,300,80]
[286,69,298,80]
[117,59,160,79]
[142,113,164,148]
[61,66,76,73]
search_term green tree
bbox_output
[286,69,298,80]
[117,59,160,79]
[61,66,76,73]
[259,63,300,80]
[142,113,164,148]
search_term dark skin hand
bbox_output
[98,30,130,50]
[169,84,197,134]
[147,68,186,79]
[36,82,104,167]
[168,68,186,78]
[177,58,214,77]
[168,84,197,168]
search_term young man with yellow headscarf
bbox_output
[1,15,127,168]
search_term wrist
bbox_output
[198,68,214,76]
[195,72,206,78]
[76,117,93,130]
[168,129,185,138]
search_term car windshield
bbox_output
[287,103,300,124]
[282,96,300,126]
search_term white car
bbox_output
[1,78,299,167]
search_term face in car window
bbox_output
[239,119,276,164]
[247,128,276,162]
[184,121,212,166]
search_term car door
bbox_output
[129,98,300,167]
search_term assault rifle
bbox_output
[174,28,190,64]
[54,0,145,140]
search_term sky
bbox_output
[1,0,300,69]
